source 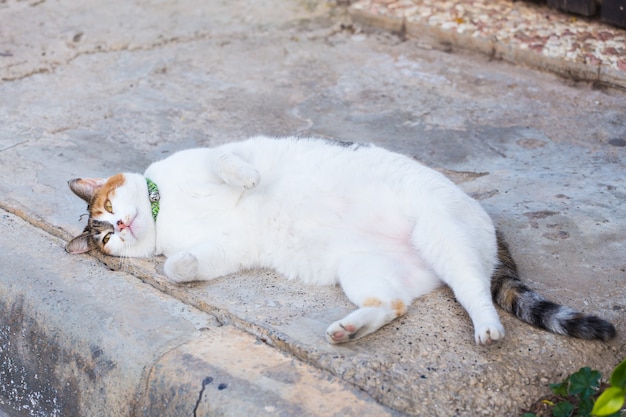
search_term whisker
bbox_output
[118,246,130,271]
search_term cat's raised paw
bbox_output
[474,322,505,345]
[240,167,260,190]
[216,153,260,190]
[164,252,199,283]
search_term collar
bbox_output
[145,178,160,222]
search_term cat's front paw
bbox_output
[216,153,260,190]
[236,166,260,190]
[164,252,199,283]
[474,322,505,345]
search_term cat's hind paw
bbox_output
[474,322,505,345]
[325,305,398,344]
[164,252,199,283]
[326,321,359,344]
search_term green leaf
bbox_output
[592,386,625,416]
[578,396,594,416]
[609,359,626,389]
[521,413,537,417]
[552,401,574,417]
[551,381,570,397]
[568,367,601,399]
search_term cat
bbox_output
[66,136,616,345]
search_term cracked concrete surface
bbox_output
[0,0,625,416]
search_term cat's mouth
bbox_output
[123,226,136,240]
[118,215,138,241]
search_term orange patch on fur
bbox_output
[91,173,125,215]
[391,299,407,317]
[362,297,383,308]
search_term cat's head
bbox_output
[66,173,157,257]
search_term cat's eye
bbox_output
[104,200,113,214]
[102,232,112,245]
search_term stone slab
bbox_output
[349,0,626,88]
[0,0,625,415]
[141,327,397,417]
[0,211,217,416]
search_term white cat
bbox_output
[67,136,616,344]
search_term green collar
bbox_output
[146,178,160,221]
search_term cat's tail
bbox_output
[491,231,616,341]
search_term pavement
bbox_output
[0,0,625,416]
[350,0,626,89]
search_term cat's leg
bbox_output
[410,225,504,345]
[212,152,260,190]
[325,255,418,344]
[325,299,408,344]
[163,241,245,283]
[446,273,503,345]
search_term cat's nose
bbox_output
[117,220,127,231]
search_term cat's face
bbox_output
[66,173,157,257]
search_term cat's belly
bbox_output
[266,235,442,294]
[259,205,440,291]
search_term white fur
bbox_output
[104,136,504,345]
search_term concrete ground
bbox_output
[350,0,626,89]
[0,0,625,416]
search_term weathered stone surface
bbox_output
[0,212,218,416]
[349,0,626,88]
[0,0,624,416]
[141,327,397,417]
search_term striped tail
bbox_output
[491,231,616,341]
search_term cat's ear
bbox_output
[68,178,106,204]
[66,231,93,254]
